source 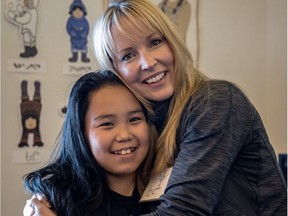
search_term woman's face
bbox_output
[112,24,175,101]
[85,84,150,179]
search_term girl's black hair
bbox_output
[23,70,148,215]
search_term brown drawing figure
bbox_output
[18,80,43,147]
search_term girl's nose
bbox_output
[115,127,133,142]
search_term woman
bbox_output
[93,1,287,215]
[23,70,157,216]
[26,0,287,215]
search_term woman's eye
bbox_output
[122,53,134,62]
[151,39,161,47]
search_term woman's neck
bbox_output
[107,173,136,196]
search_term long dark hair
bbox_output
[23,70,156,215]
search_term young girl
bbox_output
[23,70,157,216]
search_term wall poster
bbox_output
[4,0,46,74]
[157,0,200,68]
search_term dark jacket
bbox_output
[146,80,287,216]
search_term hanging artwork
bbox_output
[158,0,200,68]
[67,0,90,63]
[13,80,48,163]
[4,0,46,74]
[63,0,94,75]
[4,0,39,58]
[18,80,44,148]
[159,0,191,43]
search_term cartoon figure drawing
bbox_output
[19,80,44,148]
[5,0,39,58]
[67,0,90,63]
[159,0,191,43]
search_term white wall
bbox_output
[1,1,287,216]
[199,0,287,154]
[265,0,287,154]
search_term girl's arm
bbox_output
[24,194,56,216]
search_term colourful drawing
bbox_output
[67,0,90,63]
[5,0,39,58]
[18,80,44,148]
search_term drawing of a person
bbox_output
[159,0,191,43]
[5,0,39,58]
[66,0,90,63]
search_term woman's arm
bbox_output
[143,81,254,215]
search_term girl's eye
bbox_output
[130,117,142,123]
[98,122,114,128]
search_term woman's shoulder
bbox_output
[185,79,254,121]
[194,79,249,103]
[181,79,255,134]
[202,79,238,92]
[185,79,254,119]
[190,79,231,105]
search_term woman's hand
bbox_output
[23,194,56,216]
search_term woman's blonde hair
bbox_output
[93,0,208,175]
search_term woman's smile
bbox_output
[112,25,175,101]
[144,72,166,84]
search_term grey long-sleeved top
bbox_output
[145,80,287,216]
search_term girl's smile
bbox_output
[85,84,150,177]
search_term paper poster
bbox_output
[140,167,173,202]
[67,0,90,63]
[4,0,39,58]
[156,0,200,68]
[18,80,44,148]
[12,148,50,164]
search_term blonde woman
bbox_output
[94,1,287,215]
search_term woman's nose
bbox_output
[140,53,157,71]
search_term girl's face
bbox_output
[112,24,175,101]
[85,84,149,179]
